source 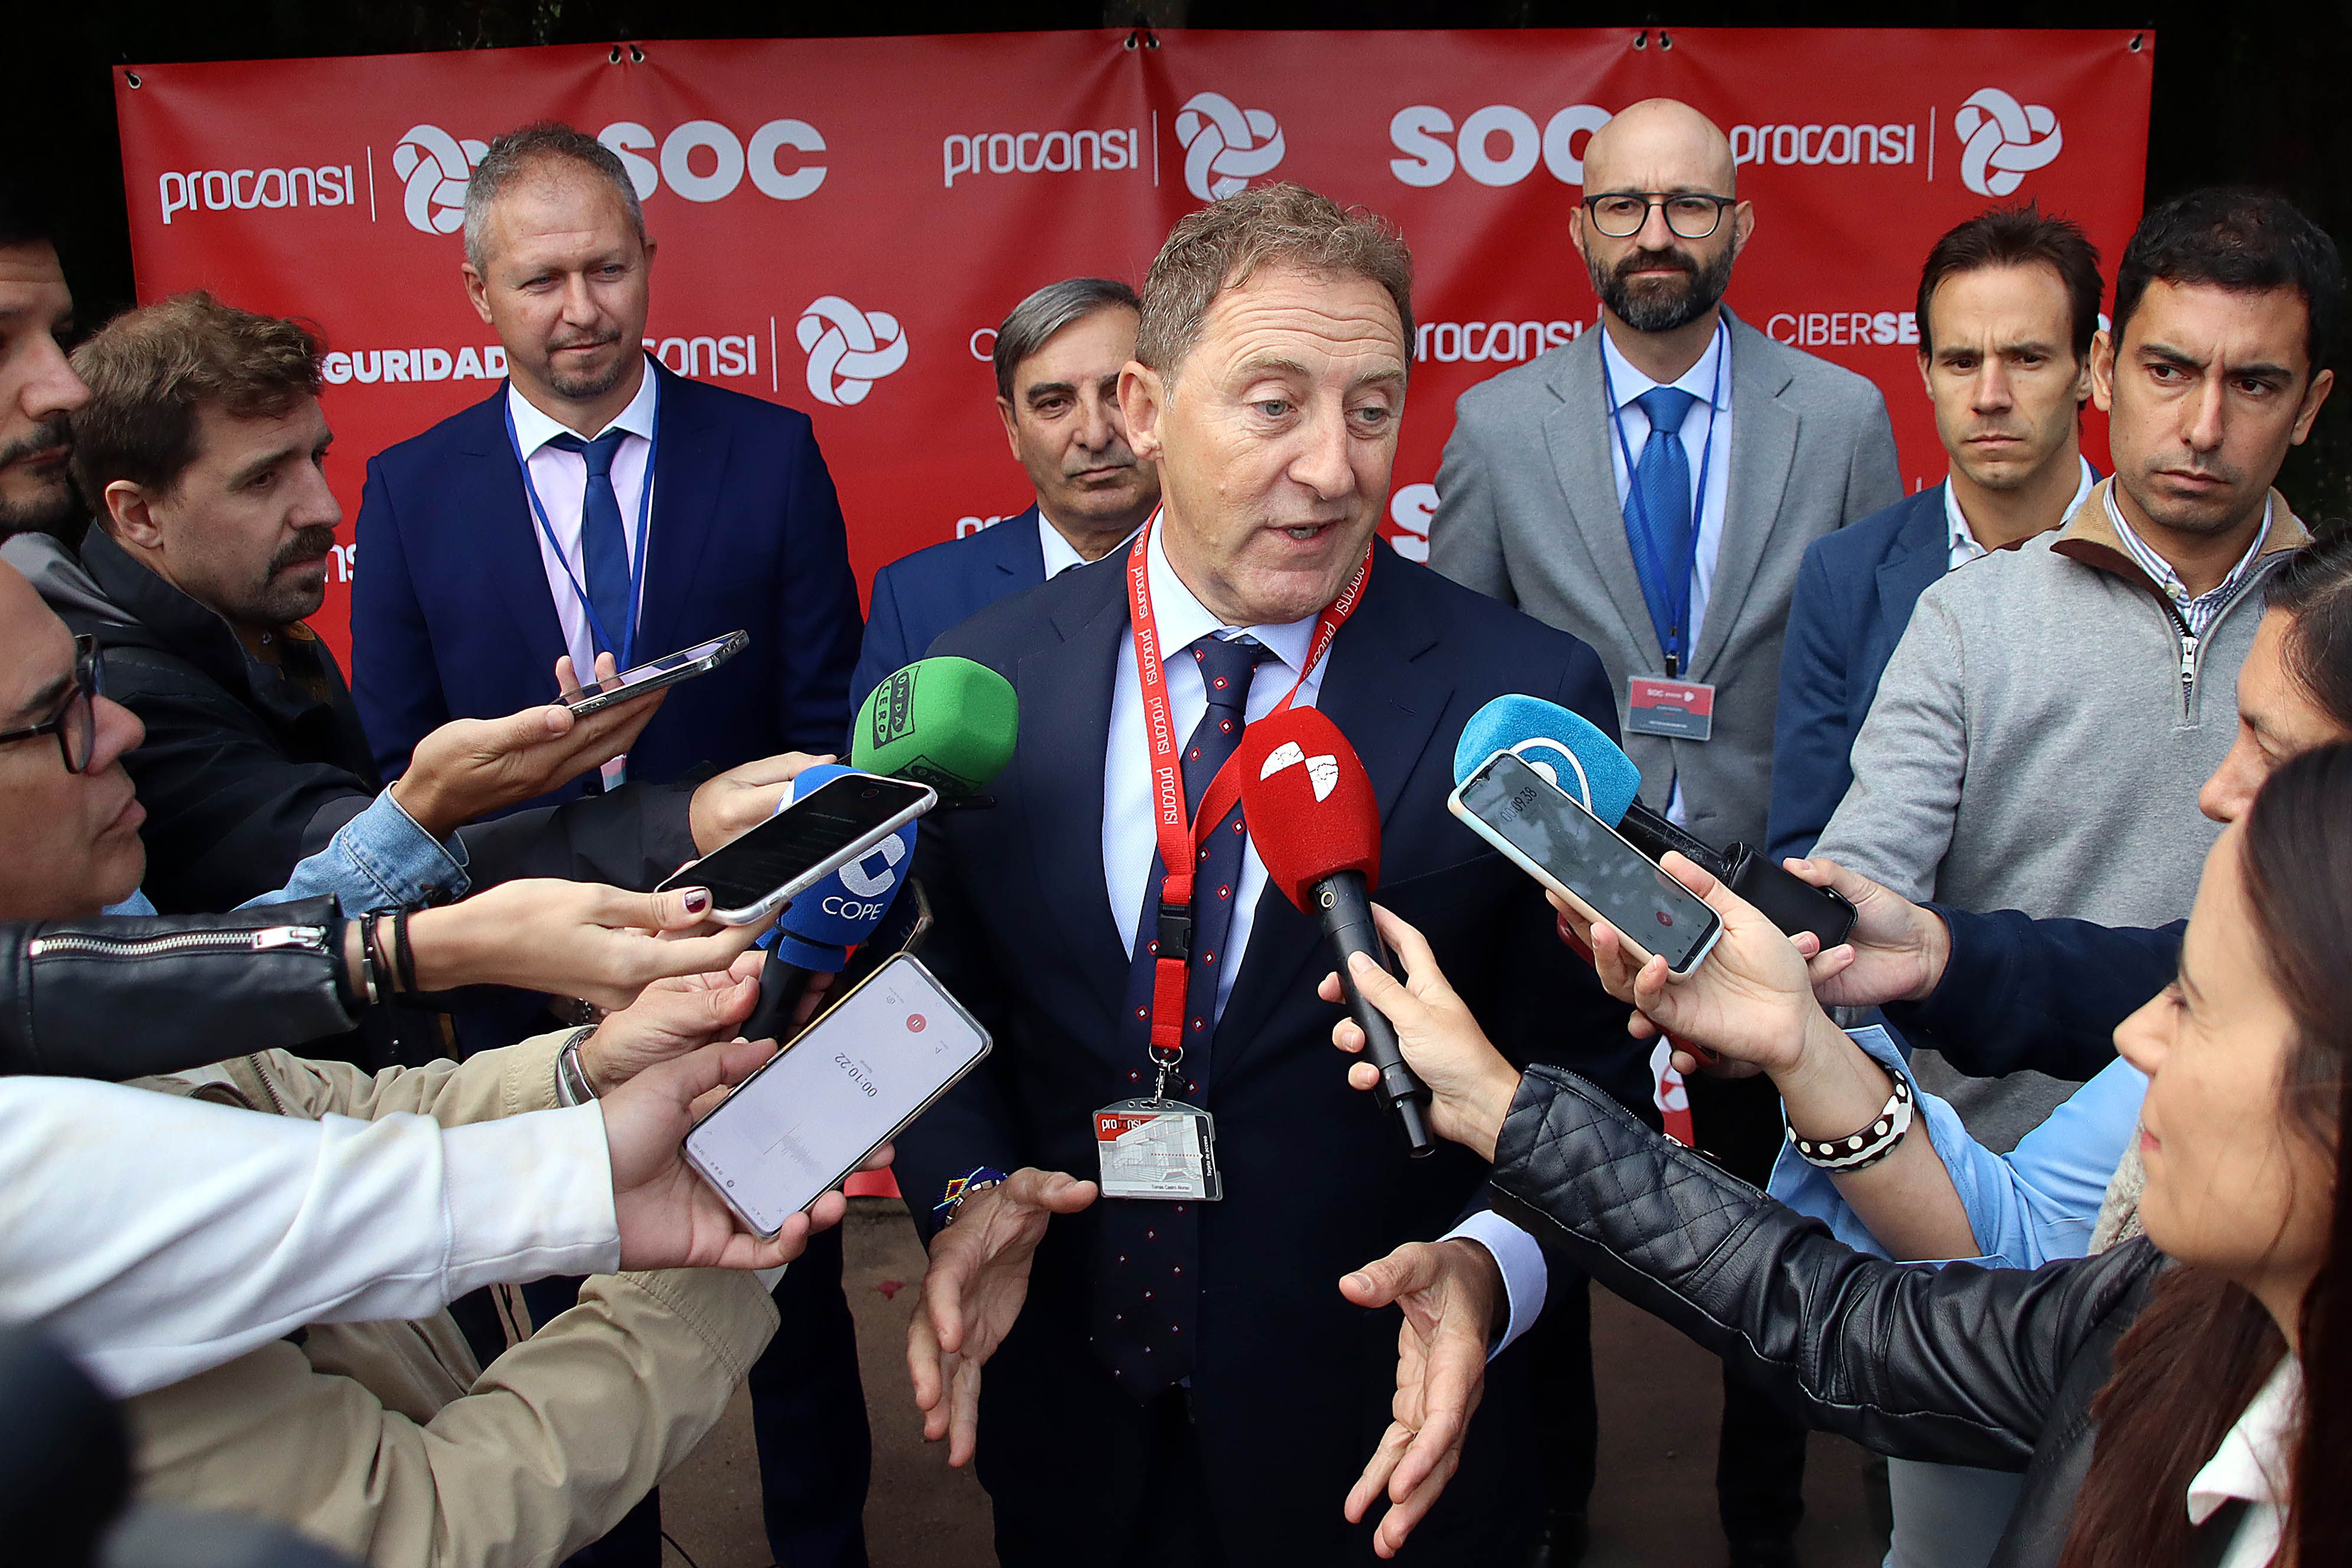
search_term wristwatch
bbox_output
[553,1027,600,1107]
[934,1166,1009,1227]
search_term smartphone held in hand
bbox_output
[561,631,749,716]
[656,772,936,926]
[685,953,991,1237]
[1449,749,1724,975]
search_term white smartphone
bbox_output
[561,631,748,716]
[1448,748,1724,975]
[655,772,936,926]
[684,952,992,1237]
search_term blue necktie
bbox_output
[1094,632,1275,1398]
[546,430,633,661]
[1626,385,1698,670]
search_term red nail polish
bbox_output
[683,888,711,914]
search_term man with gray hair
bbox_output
[347,120,869,1568]
[893,183,1636,1566]
[849,276,1158,712]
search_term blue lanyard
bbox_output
[1600,321,1727,677]
[502,383,657,671]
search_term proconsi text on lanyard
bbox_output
[502,386,657,672]
[1126,514,1368,1060]
[1600,321,1727,678]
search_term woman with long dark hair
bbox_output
[1328,743,2352,1567]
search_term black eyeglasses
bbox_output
[0,635,102,773]
[1582,191,1734,241]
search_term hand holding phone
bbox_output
[656,772,936,926]
[685,953,991,1237]
[1449,749,1723,975]
[563,631,749,716]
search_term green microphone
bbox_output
[851,655,1019,799]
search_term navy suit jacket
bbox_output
[1766,485,1948,861]
[897,539,1641,1566]
[350,364,864,802]
[848,504,1046,723]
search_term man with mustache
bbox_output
[1816,189,2333,926]
[1426,96,1902,1568]
[0,182,87,542]
[849,276,1160,713]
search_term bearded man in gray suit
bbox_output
[1427,97,1900,1568]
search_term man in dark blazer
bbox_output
[351,128,861,808]
[347,124,868,1568]
[1768,205,2106,863]
[849,277,1158,714]
[895,185,1641,1568]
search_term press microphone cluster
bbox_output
[746,656,1022,1038]
[1236,707,1435,1158]
[1452,696,1855,948]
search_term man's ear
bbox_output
[102,480,165,551]
[2088,329,2116,415]
[461,263,495,328]
[2291,367,2334,446]
[1119,361,1165,463]
[996,396,1022,462]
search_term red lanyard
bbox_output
[1126,514,1370,1059]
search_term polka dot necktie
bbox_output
[1093,632,1275,1397]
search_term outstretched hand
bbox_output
[907,1168,1097,1468]
[1778,855,1952,1010]
[390,654,664,835]
[1318,906,1519,1161]
[407,880,766,1011]
[1340,1239,1503,1559]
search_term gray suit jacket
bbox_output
[1429,309,1902,848]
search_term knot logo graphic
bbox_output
[1173,92,1286,201]
[838,833,908,900]
[796,296,909,407]
[392,125,486,234]
[1954,89,2063,198]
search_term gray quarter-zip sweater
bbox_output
[1816,479,2310,929]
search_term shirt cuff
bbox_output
[1442,1208,1548,1359]
[439,1103,621,1295]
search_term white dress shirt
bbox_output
[1038,512,1092,580]
[507,361,661,678]
[1942,456,2097,570]
[1599,320,1732,824]
[2187,1354,2299,1567]
[1102,525,1548,1352]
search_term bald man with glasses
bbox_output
[1427,97,1901,1568]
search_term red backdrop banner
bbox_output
[113,28,2152,662]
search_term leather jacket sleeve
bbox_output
[1489,1064,2158,1471]
[0,900,354,1080]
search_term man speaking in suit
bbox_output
[850,277,1159,713]
[895,184,1638,1567]
[348,123,870,1568]
[351,122,863,802]
[1427,98,1902,1567]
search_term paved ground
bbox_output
[660,1199,1891,1568]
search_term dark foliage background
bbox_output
[13,1,2350,523]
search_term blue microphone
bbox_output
[1454,696,1855,945]
[744,763,918,1038]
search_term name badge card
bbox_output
[1094,1099,1222,1202]
[1626,675,1716,741]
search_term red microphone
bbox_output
[1236,707,1434,1158]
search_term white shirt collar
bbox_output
[1144,516,1322,682]
[2188,1355,2301,1527]
[1943,455,2097,566]
[1599,318,1729,414]
[1036,511,1139,581]
[505,355,660,455]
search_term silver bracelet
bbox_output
[1788,1065,1915,1172]
[553,1027,599,1107]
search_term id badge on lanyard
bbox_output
[1605,326,1724,739]
[1089,515,1369,1201]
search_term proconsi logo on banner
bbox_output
[389,117,829,234]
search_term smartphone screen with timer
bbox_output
[683,953,990,1237]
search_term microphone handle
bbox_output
[1316,871,1435,1158]
[1616,801,1733,881]
[744,955,826,1044]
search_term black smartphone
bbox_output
[655,773,936,926]
[1449,749,1724,975]
[561,631,748,716]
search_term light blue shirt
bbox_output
[1768,1025,2146,1269]
[107,788,469,919]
